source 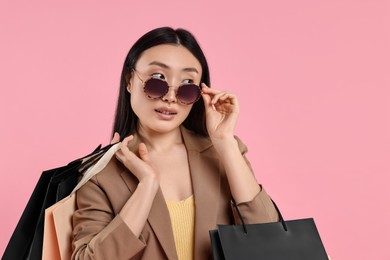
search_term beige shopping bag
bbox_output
[42,200,62,259]
[52,195,77,260]
[42,143,120,260]
[42,195,75,260]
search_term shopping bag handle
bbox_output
[231,198,288,233]
[72,142,121,193]
[75,143,118,174]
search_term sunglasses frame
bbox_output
[132,69,201,105]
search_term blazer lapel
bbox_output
[181,127,221,260]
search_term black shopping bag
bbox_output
[209,200,328,260]
[2,143,115,260]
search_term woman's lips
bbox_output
[155,107,177,120]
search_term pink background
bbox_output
[1,1,389,259]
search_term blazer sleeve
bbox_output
[230,136,279,224]
[72,176,146,260]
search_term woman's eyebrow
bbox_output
[183,67,199,74]
[149,61,169,69]
[148,61,199,74]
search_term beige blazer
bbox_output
[72,127,278,260]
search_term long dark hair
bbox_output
[112,27,210,140]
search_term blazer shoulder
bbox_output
[181,126,249,155]
[88,156,127,189]
[79,156,134,214]
[234,135,249,154]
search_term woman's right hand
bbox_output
[112,133,159,183]
[110,133,159,238]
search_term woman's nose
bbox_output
[162,85,177,103]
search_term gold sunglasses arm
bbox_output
[131,69,145,84]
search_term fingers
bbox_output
[201,84,213,110]
[201,83,237,107]
[115,135,137,168]
[115,138,158,182]
[115,136,152,174]
[211,92,229,104]
[201,83,228,96]
[121,135,134,147]
[111,132,120,144]
[138,143,150,163]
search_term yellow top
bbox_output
[166,195,195,260]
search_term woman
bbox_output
[72,27,278,260]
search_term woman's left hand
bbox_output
[201,83,239,140]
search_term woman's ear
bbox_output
[126,71,133,93]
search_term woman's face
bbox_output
[129,44,202,135]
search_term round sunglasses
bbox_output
[132,69,202,105]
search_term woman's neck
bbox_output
[136,125,184,152]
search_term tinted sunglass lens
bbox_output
[144,78,168,98]
[177,85,201,104]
